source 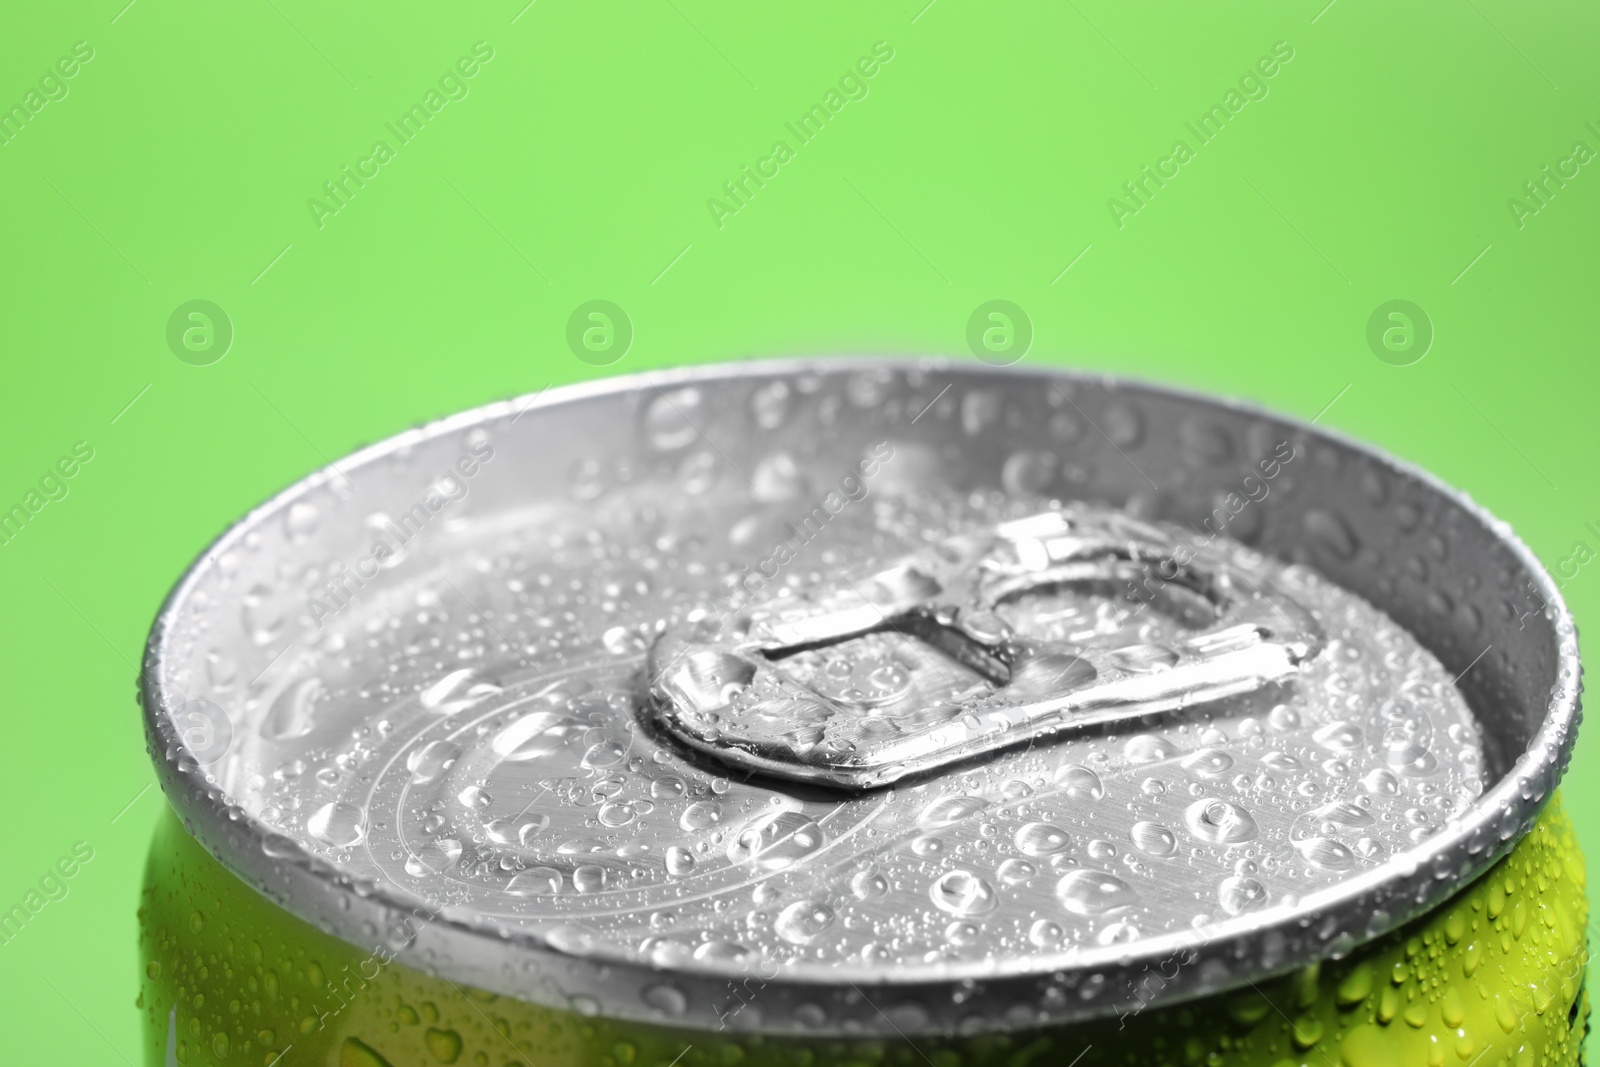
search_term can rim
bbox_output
[141,356,1581,1024]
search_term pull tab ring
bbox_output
[648,510,1325,789]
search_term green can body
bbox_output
[139,796,1589,1067]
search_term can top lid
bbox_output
[143,359,1579,1037]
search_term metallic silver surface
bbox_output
[141,358,1582,1037]
[650,508,1325,789]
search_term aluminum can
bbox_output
[138,358,1586,1067]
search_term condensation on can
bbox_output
[141,358,1581,1045]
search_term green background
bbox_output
[1,1,1596,1062]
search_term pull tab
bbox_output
[647,510,1325,789]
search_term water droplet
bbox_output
[1313,800,1374,829]
[204,648,238,691]
[1049,410,1084,443]
[507,867,562,896]
[1097,920,1140,945]
[996,858,1037,885]
[241,584,284,646]
[1371,698,1434,767]
[749,381,791,430]
[517,816,550,846]
[1028,919,1065,947]
[783,725,825,753]
[1362,768,1400,796]
[1218,875,1269,914]
[1312,720,1362,752]
[680,800,722,831]
[491,712,566,762]
[730,810,824,870]
[567,993,601,1016]
[1056,869,1139,915]
[665,846,696,876]
[306,801,365,847]
[1002,450,1058,494]
[573,865,606,893]
[406,740,461,784]
[262,677,324,741]
[651,776,687,800]
[850,870,889,900]
[1185,798,1258,844]
[1182,748,1234,778]
[598,801,635,827]
[1111,645,1180,673]
[645,388,703,451]
[1180,419,1233,463]
[846,370,892,407]
[1054,764,1104,800]
[1261,750,1302,772]
[1296,836,1357,871]
[642,983,687,1017]
[1304,509,1358,560]
[284,501,319,543]
[540,927,592,959]
[1101,403,1144,447]
[1268,704,1301,730]
[929,870,999,916]
[1008,651,1096,697]
[361,512,408,567]
[423,1028,463,1063]
[694,940,756,966]
[568,458,605,500]
[404,837,461,876]
[581,741,626,769]
[1131,821,1177,857]
[261,833,298,859]
[1086,839,1117,861]
[774,900,835,945]
[602,626,646,655]
[1125,735,1180,763]
[1014,822,1071,857]
[420,668,502,715]
[752,451,805,501]
[961,390,1003,435]
[917,794,989,828]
